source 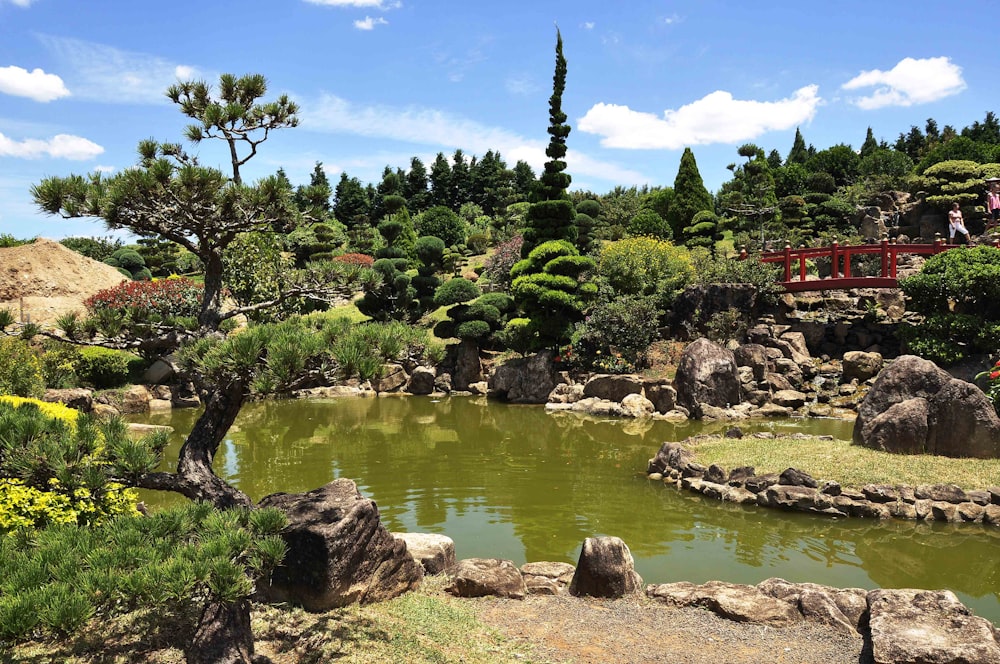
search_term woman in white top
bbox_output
[948,202,971,245]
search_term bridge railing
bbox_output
[738,236,992,292]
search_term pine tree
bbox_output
[429,153,453,209]
[668,148,713,240]
[860,127,879,158]
[787,127,808,165]
[405,156,431,212]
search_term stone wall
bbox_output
[647,439,1000,525]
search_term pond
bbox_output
[133,396,1000,623]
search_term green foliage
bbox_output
[570,295,660,373]
[691,250,782,305]
[627,208,671,239]
[415,206,467,247]
[0,502,286,641]
[0,338,45,398]
[357,258,419,322]
[806,144,860,186]
[76,347,144,389]
[433,278,481,307]
[0,397,145,533]
[59,236,124,262]
[0,308,14,331]
[39,341,82,389]
[975,360,1000,417]
[900,246,1000,364]
[917,160,992,209]
[597,237,693,303]
[668,148,714,239]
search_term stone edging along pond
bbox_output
[646,436,1000,526]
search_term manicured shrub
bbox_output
[570,295,661,372]
[333,252,375,267]
[84,278,204,320]
[433,278,482,307]
[75,347,144,389]
[597,237,693,300]
[415,206,467,247]
[481,235,523,290]
[39,340,82,389]
[0,338,45,398]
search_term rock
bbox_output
[647,581,801,626]
[771,389,807,408]
[373,363,408,393]
[468,381,488,395]
[42,388,93,412]
[778,331,812,364]
[582,374,643,403]
[867,589,1000,664]
[258,479,424,610]
[647,442,695,475]
[405,366,437,395]
[764,372,794,392]
[914,484,968,503]
[120,385,151,414]
[548,382,584,404]
[751,403,792,418]
[148,398,173,412]
[757,578,867,633]
[91,403,120,419]
[452,340,483,391]
[488,350,557,404]
[854,355,1000,458]
[567,397,623,417]
[569,536,643,599]
[392,532,455,575]
[643,382,677,414]
[842,351,883,383]
[620,393,655,418]
[733,344,769,382]
[126,422,173,439]
[142,357,176,385]
[779,467,818,488]
[445,558,526,599]
[434,371,452,393]
[673,338,741,418]
[520,561,575,596]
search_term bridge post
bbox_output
[831,238,839,279]
[738,245,747,260]
[799,245,807,281]
[933,234,944,253]
[783,243,792,282]
[880,235,889,278]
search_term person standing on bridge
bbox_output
[948,202,972,245]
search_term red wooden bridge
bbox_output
[740,237,998,292]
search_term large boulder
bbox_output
[867,589,1000,664]
[853,355,1000,458]
[842,351,883,384]
[643,382,677,414]
[43,388,93,412]
[405,366,437,395]
[733,343,769,382]
[673,338,741,417]
[520,561,575,596]
[258,479,423,611]
[568,536,643,599]
[582,374,643,402]
[444,558,526,599]
[647,580,802,626]
[488,350,558,403]
[373,363,407,393]
[452,340,483,391]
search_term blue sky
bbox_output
[0,0,995,239]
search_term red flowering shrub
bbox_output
[84,278,203,319]
[333,253,374,267]
[482,235,523,291]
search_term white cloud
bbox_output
[304,0,400,8]
[299,94,648,184]
[582,22,595,30]
[94,164,116,173]
[841,56,965,109]
[663,14,681,25]
[354,16,388,30]
[36,35,204,104]
[0,132,104,160]
[578,85,821,149]
[0,66,70,102]
[504,75,536,96]
[3,0,37,6]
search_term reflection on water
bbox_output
[134,396,1000,622]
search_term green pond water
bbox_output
[133,396,1000,623]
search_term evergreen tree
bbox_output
[668,147,713,240]
[294,162,334,223]
[450,149,472,211]
[429,153,453,209]
[860,127,879,158]
[333,172,371,229]
[512,160,537,202]
[503,30,595,351]
[787,127,809,164]
[520,29,576,256]
[405,156,431,212]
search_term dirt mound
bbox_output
[0,238,128,324]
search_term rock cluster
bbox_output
[648,440,1000,524]
[43,383,201,416]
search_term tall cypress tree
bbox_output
[860,127,879,158]
[521,29,577,257]
[787,127,808,165]
[667,147,713,240]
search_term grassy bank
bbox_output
[684,435,1000,489]
[5,578,534,664]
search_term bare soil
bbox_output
[0,238,127,325]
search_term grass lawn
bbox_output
[685,435,1000,490]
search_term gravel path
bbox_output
[472,594,866,664]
